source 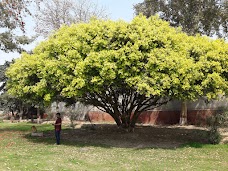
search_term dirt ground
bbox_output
[43,122,228,148]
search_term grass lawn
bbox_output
[0,122,227,171]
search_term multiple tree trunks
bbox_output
[5,15,228,130]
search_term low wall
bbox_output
[187,110,216,125]
[88,110,216,125]
[137,111,180,125]
[88,111,114,123]
[51,97,227,125]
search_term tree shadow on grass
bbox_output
[23,124,211,149]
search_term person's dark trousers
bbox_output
[55,130,61,145]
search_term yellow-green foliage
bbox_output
[6,15,228,103]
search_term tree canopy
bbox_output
[6,15,228,129]
[134,0,228,38]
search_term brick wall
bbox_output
[88,109,217,125]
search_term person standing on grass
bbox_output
[52,112,62,145]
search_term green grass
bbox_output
[0,122,227,171]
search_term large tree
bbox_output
[6,16,228,129]
[33,0,108,37]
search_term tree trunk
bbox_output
[180,101,187,125]
[37,107,41,124]
[19,105,23,122]
[129,111,142,132]
[10,110,15,122]
[113,115,122,127]
[31,114,34,123]
[56,101,59,112]
[121,115,129,128]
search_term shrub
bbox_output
[207,107,228,144]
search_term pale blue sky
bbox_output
[0,0,143,65]
[98,0,143,21]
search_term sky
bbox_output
[0,0,143,65]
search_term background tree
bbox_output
[0,61,43,121]
[33,0,108,37]
[0,61,13,114]
[0,61,24,119]
[65,102,92,129]
[174,36,227,124]
[0,0,37,53]
[0,61,11,92]
[134,0,228,38]
[0,93,23,118]
[134,0,228,124]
